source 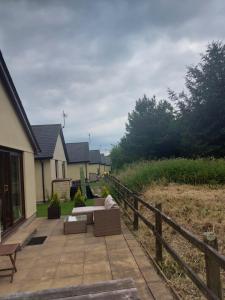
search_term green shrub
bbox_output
[49,193,60,208]
[74,188,86,207]
[101,186,110,197]
[115,158,225,191]
[80,167,87,198]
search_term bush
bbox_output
[115,158,225,191]
[101,186,110,197]
[74,188,86,207]
[49,193,60,208]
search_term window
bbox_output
[55,160,58,178]
[62,162,66,179]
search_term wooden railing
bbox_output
[105,174,225,300]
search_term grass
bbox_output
[139,183,225,299]
[114,158,225,191]
[113,159,225,298]
[36,199,94,218]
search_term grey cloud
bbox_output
[0,0,225,152]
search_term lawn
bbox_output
[36,199,94,218]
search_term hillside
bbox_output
[113,160,225,299]
[115,158,225,189]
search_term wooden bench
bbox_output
[0,278,140,299]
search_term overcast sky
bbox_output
[1,0,225,153]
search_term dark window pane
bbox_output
[10,154,22,222]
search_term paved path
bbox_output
[0,218,174,299]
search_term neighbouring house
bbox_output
[0,51,40,238]
[88,150,101,181]
[32,124,69,202]
[99,154,111,174]
[105,156,112,173]
[100,153,106,175]
[66,142,90,181]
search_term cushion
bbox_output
[104,195,117,210]
[72,206,105,215]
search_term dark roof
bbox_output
[0,51,40,153]
[66,142,90,163]
[31,124,68,160]
[105,156,111,166]
[89,150,101,164]
[100,153,106,165]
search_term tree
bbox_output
[112,95,180,166]
[111,41,225,169]
[110,144,127,170]
[172,41,225,156]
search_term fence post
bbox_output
[203,232,223,299]
[133,195,139,231]
[155,203,163,263]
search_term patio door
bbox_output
[0,151,11,233]
[0,148,24,237]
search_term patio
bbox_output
[0,218,173,300]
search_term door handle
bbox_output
[4,185,8,192]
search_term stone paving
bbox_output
[0,218,173,299]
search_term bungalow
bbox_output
[0,51,40,238]
[66,142,90,181]
[99,154,111,174]
[105,156,112,173]
[31,124,68,202]
[100,153,106,175]
[88,150,101,180]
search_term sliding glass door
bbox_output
[0,151,11,233]
[0,148,24,237]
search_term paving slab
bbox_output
[0,217,174,299]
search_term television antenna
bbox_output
[62,110,68,128]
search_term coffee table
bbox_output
[64,215,87,234]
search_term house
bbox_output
[66,142,90,181]
[99,154,111,174]
[100,153,106,175]
[31,124,69,202]
[0,51,40,238]
[88,150,101,180]
[105,156,112,173]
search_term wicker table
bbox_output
[64,215,87,234]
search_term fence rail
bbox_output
[105,174,225,300]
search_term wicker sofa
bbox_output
[71,196,121,236]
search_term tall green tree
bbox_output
[120,95,179,162]
[172,41,225,156]
[111,41,225,169]
[110,144,127,169]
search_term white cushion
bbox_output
[104,195,117,210]
[72,206,105,215]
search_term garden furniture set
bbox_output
[1,195,121,284]
[65,195,121,236]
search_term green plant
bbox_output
[115,158,225,191]
[80,167,87,198]
[74,188,86,207]
[101,186,110,197]
[49,193,60,208]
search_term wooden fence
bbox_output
[105,174,225,300]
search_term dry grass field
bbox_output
[130,183,225,299]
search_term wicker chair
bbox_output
[93,207,121,237]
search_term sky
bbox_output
[1,0,225,153]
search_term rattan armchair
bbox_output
[93,207,121,236]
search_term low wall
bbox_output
[52,179,71,200]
